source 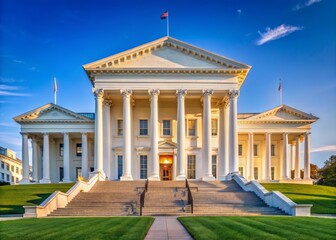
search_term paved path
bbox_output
[145,216,193,240]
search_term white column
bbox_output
[282,133,290,180]
[62,133,71,182]
[218,102,229,180]
[229,90,239,173]
[202,89,215,181]
[264,132,271,180]
[20,133,30,184]
[32,138,38,182]
[120,89,133,180]
[40,133,50,183]
[291,140,296,173]
[93,88,105,177]
[173,153,177,180]
[248,132,254,180]
[103,99,112,179]
[304,132,311,180]
[149,89,160,180]
[176,89,187,180]
[294,136,301,180]
[81,133,88,179]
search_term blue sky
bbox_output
[0,0,335,167]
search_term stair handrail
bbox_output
[145,178,149,192]
[185,179,193,213]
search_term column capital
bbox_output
[202,89,214,96]
[63,132,69,136]
[248,132,254,137]
[43,132,49,136]
[305,132,311,136]
[20,132,28,137]
[103,99,113,107]
[93,88,104,99]
[81,132,88,136]
[148,89,160,96]
[291,140,296,145]
[176,89,187,97]
[120,89,133,97]
[229,89,239,99]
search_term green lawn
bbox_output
[0,217,154,240]
[179,216,336,240]
[0,183,74,214]
[261,183,336,214]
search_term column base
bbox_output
[92,170,106,181]
[248,176,255,181]
[304,177,312,180]
[218,175,227,181]
[120,175,133,181]
[281,176,291,180]
[148,175,160,181]
[39,178,51,184]
[294,177,302,180]
[263,177,271,181]
[202,175,216,181]
[19,178,31,184]
[62,178,72,183]
[175,175,186,181]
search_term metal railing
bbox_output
[140,179,148,216]
[185,179,194,214]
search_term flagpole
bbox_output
[279,79,282,105]
[54,77,57,105]
[167,12,169,36]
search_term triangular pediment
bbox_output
[14,103,93,123]
[246,105,318,122]
[83,37,250,70]
[158,140,177,148]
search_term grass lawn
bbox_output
[179,216,336,240]
[0,217,154,240]
[261,183,336,214]
[0,183,74,215]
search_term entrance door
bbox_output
[160,164,172,181]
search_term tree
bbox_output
[318,155,336,187]
[310,163,319,179]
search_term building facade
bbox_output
[0,146,23,184]
[14,37,318,183]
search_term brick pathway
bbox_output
[145,216,193,240]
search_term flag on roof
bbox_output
[160,10,168,19]
[54,77,57,92]
[278,79,281,91]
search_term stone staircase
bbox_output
[141,181,192,216]
[48,181,145,217]
[189,180,286,216]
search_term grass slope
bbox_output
[261,183,336,214]
[0,217,154,240]
[179,216,336,240]
[0,183,74,214]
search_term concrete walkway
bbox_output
[145,216,193,240]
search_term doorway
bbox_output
[159,155,173,181]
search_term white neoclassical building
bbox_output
[15,37,318,184]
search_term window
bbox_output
[76,144,82,157]
[239,167,244,177]
[59,167,64,181]
[11,165,14,172]
[271,144,275,156]
[6,174,9,181]
[187,155,196,179]
[253,144,258,156]
[1,173,4,180]
[16,167,19,174]
[6,163,9,171]
[11,176,14,183]
[90,167,94,172]
[139,120,148,136]
[187,119,196,136]
[271,167,275,180]
[16,177,19,183]
[254,167,259,180]
[162,120,171,136]
[212,155,217,178]
[140,155,148,179]
[238,144,243,156]
[59,144,64,157]
[117,120,123,136]
[211,119,218,136]
[76,167,82,179]
[1,161,4,169]
[118,155,123,179]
